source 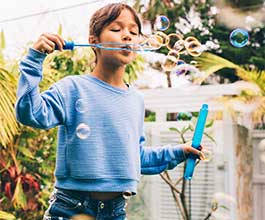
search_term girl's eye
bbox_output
[131,32,138,35]
[111,29,120,32]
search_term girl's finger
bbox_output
[40,39,54,54]
[45,33,64,51]
[198,151,205,160]
[54,34,65,46]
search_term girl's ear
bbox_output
[89,35,99,44]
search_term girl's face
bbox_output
[92,9,140,66]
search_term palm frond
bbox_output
[195,52,265,91]
[0,211,16,220]
[0,68,19,147]
[194,52,238,84]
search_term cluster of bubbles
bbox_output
[142,15,204,74]
[94,16,250,80]
[95,15,203,76]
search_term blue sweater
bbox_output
[15,48,186,194]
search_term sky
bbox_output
[0,0,134,58]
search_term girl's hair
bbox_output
[89,3,142,38]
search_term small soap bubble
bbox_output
[76,123,91,139]
[184,36,202,57]
[75,99,88,113]
[229,28,249,48]
[190,60,198,65]
[154,31,170,46]
[173,40,186,54]
[155,15,170,31]
[166,33,184,52]
[141,35,163,50]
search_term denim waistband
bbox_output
[54,188,127,210]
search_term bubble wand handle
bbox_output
[184,104,208,180]
[54,41,94,50]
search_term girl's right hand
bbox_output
[33,33,65,54]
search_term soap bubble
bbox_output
[141,34,163,50]
[155,15,170,31]
[173,40,186,54]
[190,60,198,65]
[166,33,185,53]
[229,28,249,48]
[184,36,202,56]
[154,31,170,46]
[76,123,91,139]
[75,99,88,113]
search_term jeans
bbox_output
[43,189,128,220]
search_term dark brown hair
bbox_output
[89,3,142,38]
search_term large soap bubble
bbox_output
[229,28,249,48]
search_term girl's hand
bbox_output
[182,144,205,160]
[33,33,65,54]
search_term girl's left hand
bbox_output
[182,144,205,160]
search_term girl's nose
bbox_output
[122,31,132,41]
[122,35,132,41]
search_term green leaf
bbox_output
[205,119,214,128]
[181,126,191,134]
[12,178,27,209]
[19,146,35,159]
[219,205,230,211]
[169,127,180,134]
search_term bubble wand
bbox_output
[55,41,158,51]
[184,104,208,220]
[184,104,208,180]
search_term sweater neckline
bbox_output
[83,74,131,95]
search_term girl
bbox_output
[15,3,202,220]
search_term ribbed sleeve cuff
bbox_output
[26,47,47,64]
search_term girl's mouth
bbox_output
[121,45,132,51]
